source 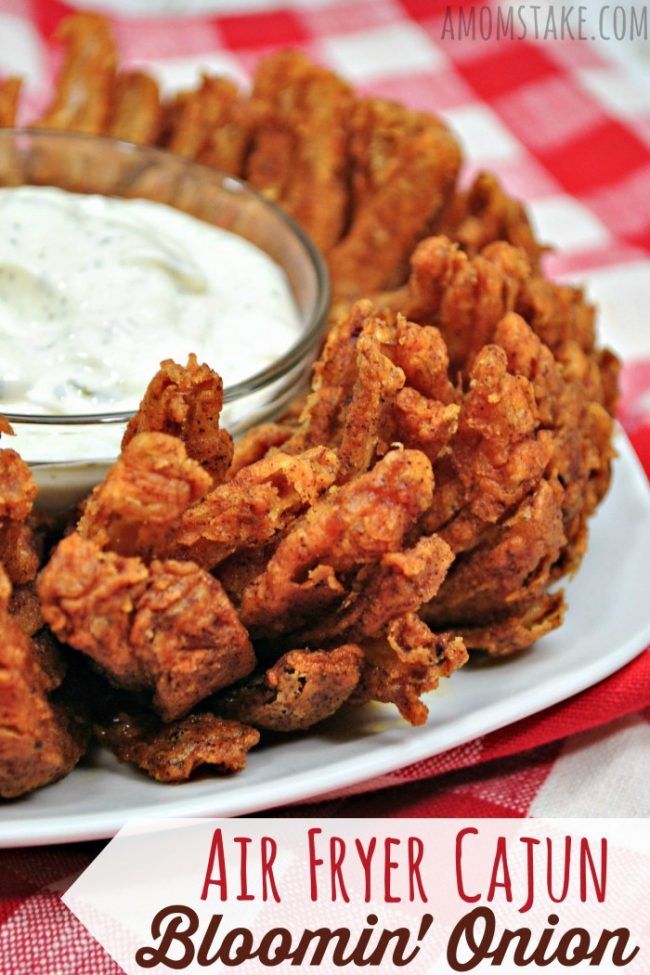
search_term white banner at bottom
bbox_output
[63,818,650,974]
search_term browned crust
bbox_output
[94,710,259,783]
[35,13,117,134]
[0,569,90,799]
[122,355,233,487]
[219,645,364,732]
[352,616,468,725]
[108,70,162,144]
[0,78,21,128]
[39,535,255,722]
[78,432,212,559]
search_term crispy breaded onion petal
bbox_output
[0,567,90,799]
[219,645,364,732]
[123,354,233,487]
[36,13,117,134]
[95,710,259,783]
[39,535,255,722]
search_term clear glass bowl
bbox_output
[0,129,330,511]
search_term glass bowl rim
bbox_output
[0,127,331,426]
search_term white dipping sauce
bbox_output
[0,186,302,463]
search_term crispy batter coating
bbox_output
[0,78,21,127]
[0,449,37,521]
[123,355,233,486]
[517,275,597,358]
[94,709,259,783]
[393,387,459,463]
[103,246,613,676]
[198,96,256,176]
[36,13,116,134]
[167,74,239,159]
[39,535,255,722]
[328,98,461,298]
[0,566,9,611]
[78,432,211,559]
[492,312,565,426]
[297,534,454,646]
[493,313,615,574]
[175,446,338,569]
[0,416,13,437]
[247,51,354,253]
[0,521,41,587]
[439,172,545,269]
[8,582,44,637]
[336,334,405,482]
[0,567,90,799]
[0,449,41,586]
[109,70,161,144]
[239,449,434,637]
[283,301,459,477]
[219,645,364,732]
[228,422,295,478]
[413,311,608,636]
[391,316,457,403]
[456,591,566,657]
[425,478,566,627]
[378,236,531,372]
[31,627,68,687]
[282,301,375,457]
[157,89,188,147]
[293,283,612,657]
[352,615,468,725]
[378,233,616,399]
[238,117,292,205]
[596,348,621,417]
[217,542,278,609]
[373,234,617,588]
[422,342,554,549]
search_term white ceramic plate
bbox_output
[1,431,649,847]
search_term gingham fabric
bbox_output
[1,0,649,969]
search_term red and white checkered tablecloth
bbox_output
[1,0,649,969]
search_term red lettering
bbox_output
[308,828,323,902]
[546,836,571,906]
[261,836,281,903]
[580,838,607,903]
[201,828,227,902]
[355,837,376,902]
[408,837,427,903]
[234,837,254,902]
[456,828,480,903]
[519,836,540,913]
[487,837,512,903]
[384,837,401,903]
[330,837,350,902]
